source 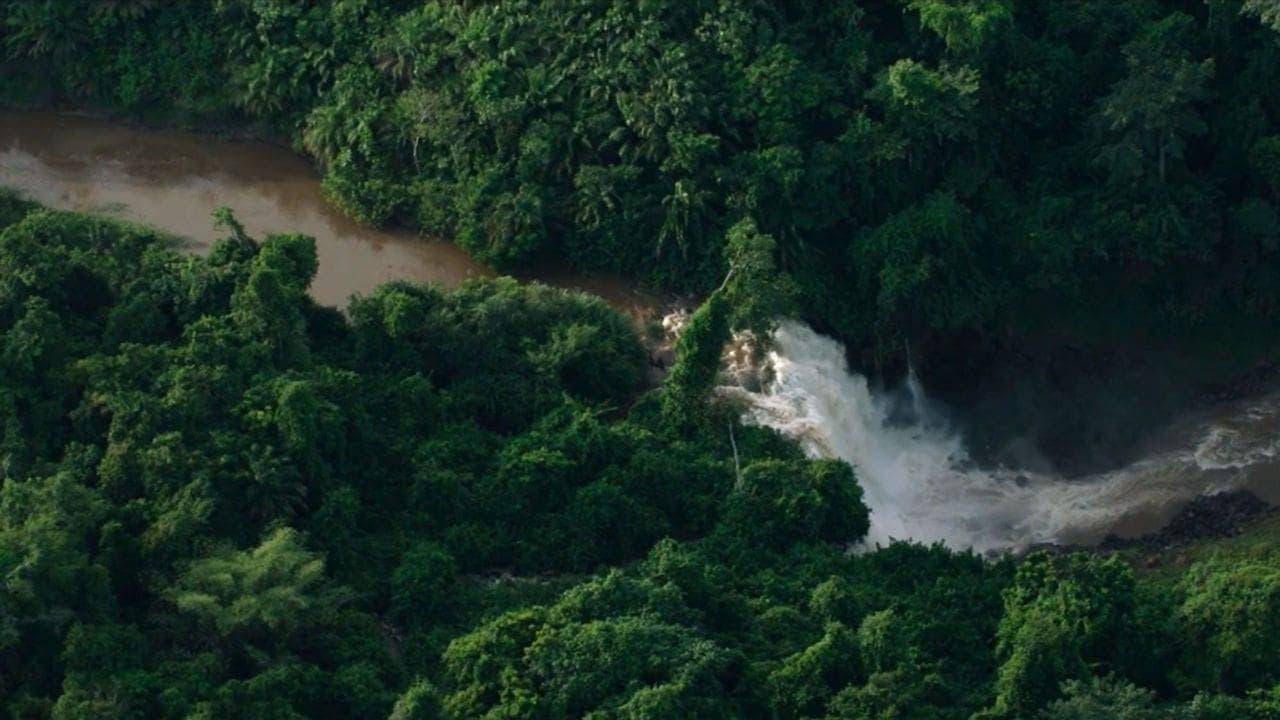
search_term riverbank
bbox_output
[4,107,1277,532]
[0,108,669,322]
[1029,490,1276,561]
[1,97,288,147]
[1105,490,1275,555]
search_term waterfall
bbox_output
[719,321,1280,553]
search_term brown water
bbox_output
[6,109,1275,550]
[0,110,663,321]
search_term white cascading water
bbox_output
[717,320,1280,554]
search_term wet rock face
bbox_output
[1098,490,1275,552]
[1197,360,1280,405]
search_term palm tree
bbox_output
[4,1,88,60]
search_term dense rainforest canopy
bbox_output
[5,0,1280,465]
[1,197,1279,719]
[4,0,1280,718]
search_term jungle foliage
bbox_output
[5,0,1280,717]
[5,0,1280,368]
[1,201,1279,719]
[6,0,1280,468]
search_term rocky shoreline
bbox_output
[1029,489,1276,558]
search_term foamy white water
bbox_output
[720,321,1280,553]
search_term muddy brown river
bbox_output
[3,109,1275,550]
[0,109,664,320]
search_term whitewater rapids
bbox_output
[718,321,1280,553]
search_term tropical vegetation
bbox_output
[4,1,1280,717]
[7,0,1280,461]
[1,197,1279,718]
